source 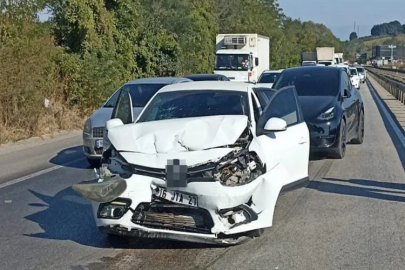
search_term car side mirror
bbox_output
[342,89,351,98]
[264,117,287,132]
[106,118,124,131]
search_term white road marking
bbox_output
[367,80,405,148]
[0,157,86,189]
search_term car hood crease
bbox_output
[108,115,249,154]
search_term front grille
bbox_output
[132,202,214,234]
[92,127,104,138]
[94,148,103,154]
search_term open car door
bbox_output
[111,87,134,124]
[256,86,309,186]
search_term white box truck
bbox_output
[214,34,270,82]
[317,47,335,66]
[334,53,344,64]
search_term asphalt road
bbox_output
[0,81,405,270]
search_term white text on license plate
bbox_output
[95,139,103,149]
[156,188,198,207]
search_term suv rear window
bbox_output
[273,68,339,96]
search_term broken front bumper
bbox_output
[73,165,286,245]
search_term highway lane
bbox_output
[0,81,405,270]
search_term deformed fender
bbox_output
[223,163,287,235]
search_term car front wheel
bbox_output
[352,110,364,144]
[331,119,346,159]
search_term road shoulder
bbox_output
[0,129,82,156]
[368,75,405,133]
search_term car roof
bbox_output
[284,66,341,73]
[185,74,225,79]
[126,77,192,85]
[157,81,250,93]
[262,69,284,73]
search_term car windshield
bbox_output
[356,67,364,73]
[103,90,120,108]
[273,68,339,96]
[121,83,167,107]
[187,76,219,81]
[350,69,358,75]
[137,90,249,123]
[215,54,249,71]
[258,72,280,83]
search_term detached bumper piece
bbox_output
[131,202,214,234]
[72,175,127,203]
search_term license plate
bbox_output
[95,139,103,149]
[155,187,198,207]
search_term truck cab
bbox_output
[214,34,270,83]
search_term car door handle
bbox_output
[298,137,308,144]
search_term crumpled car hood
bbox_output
[108,115,249,154]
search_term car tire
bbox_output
[87,158,101,168]
[331,119,347,159]
[352,110,364,144]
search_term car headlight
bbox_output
[83,118,92,134]
[317,107,335,121]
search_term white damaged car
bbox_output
[73,82,310,245]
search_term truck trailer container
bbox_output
[214,34,270,82]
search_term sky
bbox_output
[278,0,405,41]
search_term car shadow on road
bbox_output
[308,177,405,202]
[49,146,92,170]
[367,80,405,171]
[23,187,219,250]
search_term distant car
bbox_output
[331,64,351,77]
[82,77,192,166]
[302,61,317,66]
[349,67,360,89]
[256,69,284,88]
[356,66,366,83]
[273,66,364,159]
[185,74,230,81]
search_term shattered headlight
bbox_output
[211,149,265,187]
[102,146,132,178]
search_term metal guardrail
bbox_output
[366,67,405,105]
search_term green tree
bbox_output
[350,31,358,40]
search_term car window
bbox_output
[137,90,249,123]
[273,68,339,96]
[112,88,133,124]
[103,89,121,108]
[121,83,167,108]
[253,88,276,107]
[340,71,350,91]
[258,72,280,83]
[356,67,364,73]
[263,88,299,127]
[350,69,358,75]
